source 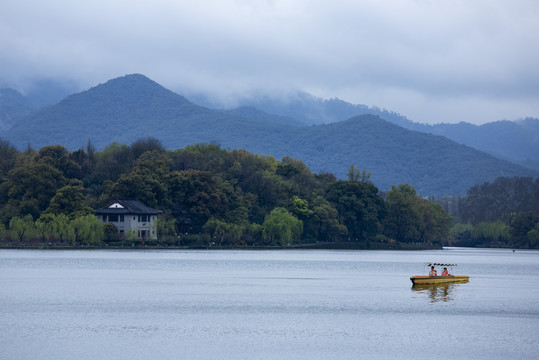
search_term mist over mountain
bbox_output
[1,74,536,196]
[216,91,412,127]
[0,88,36,131]
[2,74,288,152]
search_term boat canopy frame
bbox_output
[424,263,458,267]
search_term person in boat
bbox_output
[429,266,437,276]
[441,267,450,276]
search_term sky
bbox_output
[1,0,538,124]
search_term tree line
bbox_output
[444,177,539,248]
[0,137,534,248]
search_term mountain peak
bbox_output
[82,73,188,103]
[99,73,157,88]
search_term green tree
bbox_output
[95,142,132,181]
[107,166,167,209]
[227,151,283,222]
[291,196,314,218]
[472,221,511,246]
[416,200,452,245]
[460,177,539,225]
[244,223,263,244]
[35,213,56,243]
[528,223,539,248]
[170,142,233,174]
[165,170,227,232]
[347,165,370,182]
[510,212,539,248]
[450,223,473,245]
[130,137,165,160]
[203,217,244,246]
[9,215,36,243]
[51,213,72,244]
[0,162,67,219]
[262,207,303,246]
[69,215,103,245]
[0,139,20,180]
[44,185,94,218]
[155,216,177,243]
[384,184,421,243]
[126,228,140,244]
[34,145,82,179]
[310,197,348,242]
[325,180,385,241]
[103,223,119,243]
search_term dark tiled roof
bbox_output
[95,199,163,215]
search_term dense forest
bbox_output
[0,137,536,249]
[447,177,539,248]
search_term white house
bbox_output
[95,199,162,240]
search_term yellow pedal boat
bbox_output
[410,263,469,285]
[410,275,469,285]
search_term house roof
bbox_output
[95,199,163,215]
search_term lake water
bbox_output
[1,248,538,359]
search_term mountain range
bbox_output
[0,73,537,196]
[229,92,539,171]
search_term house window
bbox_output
[102,215,107,222]
[109,214,118,222]
[120,215,124,222]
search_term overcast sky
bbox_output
[1,0,538,124]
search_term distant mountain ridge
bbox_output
[222,106,305,127]
[234,93,539,171]
[415,119,539,170]
[1,74,537,196]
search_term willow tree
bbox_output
[263,207,303,246]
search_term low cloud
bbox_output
[1,0,538,124]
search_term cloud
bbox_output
[1,0,538,124]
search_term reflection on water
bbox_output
[411,283,463,302]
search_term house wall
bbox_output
[99,214,158,240]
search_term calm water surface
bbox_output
[1,248,538,359]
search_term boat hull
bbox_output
[410,275,469,285]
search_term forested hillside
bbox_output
[2,74,536,196]
[281,117,536,196]
[0,139,536,249]
[0,139,456,249]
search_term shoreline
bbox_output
[0,241,443,251]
